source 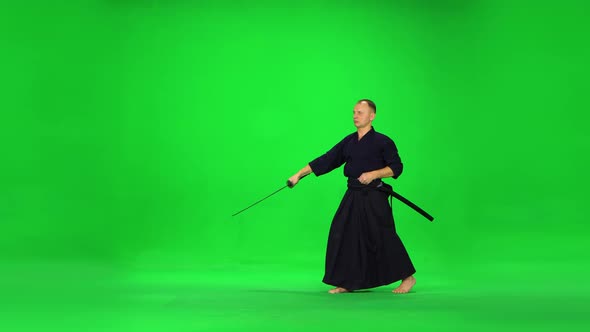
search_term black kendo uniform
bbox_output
[309,127,415,291]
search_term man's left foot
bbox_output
[392,275,416,294]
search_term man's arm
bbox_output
[358,166,394,185]
[288,164,313,187]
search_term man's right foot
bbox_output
[328,287,350,294]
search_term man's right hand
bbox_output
[287,165,312,188]
[287,174,300,188]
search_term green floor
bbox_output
[3,261,589,332]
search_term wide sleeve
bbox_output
[308,135,350,176]
[383,137,403,179]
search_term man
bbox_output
[288,99,416,294]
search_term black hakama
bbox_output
[321,180,415,290]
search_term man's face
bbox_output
[353,102,375,129]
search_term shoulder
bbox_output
[373,131,400,152]
[327,132,355,149]
[339,132,357,143]
[373,131,395,144]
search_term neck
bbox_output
[357,125,372,139]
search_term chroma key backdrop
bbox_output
[1,1,589,331]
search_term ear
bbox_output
[370,112,376,121]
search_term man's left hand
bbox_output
[358,172,376,185]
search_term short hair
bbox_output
[357,99,376,113]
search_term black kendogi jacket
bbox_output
[309,127,403,183]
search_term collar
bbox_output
[357,126,375,140]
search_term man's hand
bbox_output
[358,171,376,185]
[287,174,300,188]
[288,165,313,188]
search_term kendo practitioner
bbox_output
[288,99,416,294]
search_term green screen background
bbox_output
[1,1,589,331]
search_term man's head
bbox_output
[353,99,376,129]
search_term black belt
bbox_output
[348,180,434,222]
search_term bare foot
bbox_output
[328,287,350,294]
[392,275,416,294]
